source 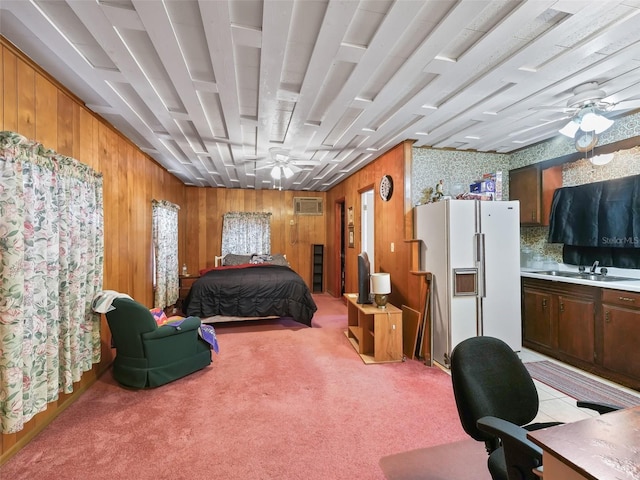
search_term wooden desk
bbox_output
[344,293,403,364]
[527,405,640,480]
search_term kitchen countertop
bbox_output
[521,265,640,293]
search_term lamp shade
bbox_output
[580,111,614,134]
[270,166,281,179]
[559,120,580,138]
[282,166,294,178]
[370,273,391,294]
[559,109,614,138]
[590,153,614,166]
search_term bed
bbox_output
[182,255,317,327]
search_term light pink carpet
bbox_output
[1,294,469,479]
[379,438,492,480]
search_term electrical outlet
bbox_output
[391,242,395,252]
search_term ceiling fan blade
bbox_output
[609,99,640,111]
[254,163,276,171]
[289,159,322,166]
[530,106,578,113]
[507,114,573,138]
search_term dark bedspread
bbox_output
[183,264,317,326]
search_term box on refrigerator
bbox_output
[470,179,495,193]
[469,171,503,201]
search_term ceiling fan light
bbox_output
[580,111,613,133]
[593,115,614,134]
[589,153,614,166]
[270,166,281,179]
[282,166,294,178]
[559,120,580,138]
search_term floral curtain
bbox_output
[221,212,272,257]
[0,131,104,434]
[152,200,179,309]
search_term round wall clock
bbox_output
[379,174,393,201]
[575,131,598,152]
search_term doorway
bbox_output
[334,199,346,296]
[361,189,374,273]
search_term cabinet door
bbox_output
[602,305,640,380]
[509,165,561,226]
[557,296,594,363]
[523,288,553,349]
[509,166,540,224]
[540,166,562,226]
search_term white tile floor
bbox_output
[518,348,640,424]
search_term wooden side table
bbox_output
[344,293,403,363]
[177,274,200,310]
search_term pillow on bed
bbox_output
[223,253,252,266]
[250,254,271,264]
[248,253,289,266]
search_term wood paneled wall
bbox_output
[181,187,326,288]
[325,141,422,312]
[0,38,184,463]
[0,34,408,464]
[0,36,329,463]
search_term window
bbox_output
[152,200,179,308]
[221,212,272,256]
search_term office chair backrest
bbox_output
[450,336,539,445]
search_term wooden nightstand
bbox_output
[178,274,200,310]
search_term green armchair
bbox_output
[105,297,211,388]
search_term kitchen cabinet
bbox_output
[601,289,640,384]
[522,279,596,364]
[522,286,553,349]
[522,278,640,390]
[556,295,595,364]
[509,164,562,225]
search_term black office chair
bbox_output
[450,336,620,480]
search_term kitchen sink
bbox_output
[533,270,639,282]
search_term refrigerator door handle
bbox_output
[475,231,486,338]
[475,232,486,298]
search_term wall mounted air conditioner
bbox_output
[294,197,323,215]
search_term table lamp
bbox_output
[370,273,391,309]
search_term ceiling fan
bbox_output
[536,82,640,115]
[251,148,321,179]
[533,82,640,150]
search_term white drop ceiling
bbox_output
[2,0,640,191]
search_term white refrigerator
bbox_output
[415,199,522,367]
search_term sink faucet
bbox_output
[590,260,600,273]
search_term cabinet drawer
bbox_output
[602,289,640,308]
